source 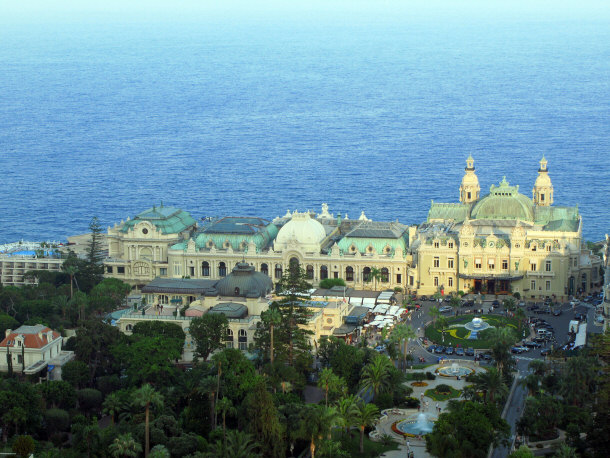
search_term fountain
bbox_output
[436,361,475,377]
[395,413,435,436]
[464,317,491,332]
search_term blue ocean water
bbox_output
[0,3,609,243]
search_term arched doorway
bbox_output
[261,263,269,276]
[218,262,227,277]
[201,261,210,277]
[320,265,328,280]
[346,266,354,282]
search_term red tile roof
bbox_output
[1,327,60,349]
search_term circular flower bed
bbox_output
[424,385,461,401]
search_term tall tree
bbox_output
[471,367,509,404]
[133,384,164,458]
[391,324,417,372]
[354,402,380,453]
[243,378,285,458]
[299,404,340,458]
[109,433,142,458]
[261,307,282,365]
[215,397,237,453]
[85,217,105,288]
[360,355,393,401]
[273,263,314,367]
[189,313,229,361]
[318,368,345,407]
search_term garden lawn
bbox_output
[335,430,399,458]
[425,315,521,349]
[424,386,461,401]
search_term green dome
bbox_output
[471,178,534,222]
[214,262,273,298]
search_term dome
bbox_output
[275,211,327,252]
[471,178,534,222]
[534,173,552,188]
[214,262,273,298]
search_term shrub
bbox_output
[425,372,436,380]
[513,292,521,299]
[435,384,452,394]
[319,278,346,289]
[12,435,36,458]
[403,397,421,408]
[45,408,71,434]
[77,388,103,413]
[394,287,403,293]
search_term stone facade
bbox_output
[104,158,602,302]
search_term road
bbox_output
[392,296,603,457]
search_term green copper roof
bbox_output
[427,203,471,222]
[337,236,408,256]
[193,219,278,252]
[121,206,196,234]
[535,206,580,232]
[337,221,408,255]
[471,178,534,221]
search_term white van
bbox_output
[536,329,552,336]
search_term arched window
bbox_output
[306,265,314,279]
[201,261,210,277]
[346,266,354,282]
[320,265,328,280]
[289,257,299,267]
[363,267,371,282]
[219,262,227,277]
[158,295,169,304]
[275,264,283,279]
[261,263,269,276]
[381,267,389,283]
[238,329,248,350]
[126,324,132,332]
[225,329,234,348]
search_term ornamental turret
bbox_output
[533,156,554,206]
[459,155,481,204]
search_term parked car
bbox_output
[541,348,551,356]
[427,344,437,353]
[455,347,465,356]
[552,309,562,316]
[511,346,527,354]
[524,341,542,349]
[465,347,475,356]
[528,305,539,311]
[518,301,526,307]
[492,300,500,307]
[445,347,454,355]
[435,346,446,354]
[439,305,453,313]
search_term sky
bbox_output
[2,0,609,23]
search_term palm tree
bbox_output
[149,445,170,458]
[520,373,542,396]
[206,430,261,458]
[370,267,382,291]
[2,407,26,436]
[225,430,262,458]
[62,263,79,298]
[449,295,461,315]
[360,355,393,401]
[133,384,164,458]
[318,368,344,407]
[299,405,340,458]
[353,402,380,453]
[515,308,526,333]
[196,376,218,431]
[336,394,359,434]
[109,433,142,458]
[103,393,124,425]
[215,397,237,452]
[471,367,508,403]
[491,340,514,376]
[528,360,548,377]
[262,308,282,365]
[391,324,417,372]
[553,443,578,458]
[429,306,440,325]
[503,298,516,312]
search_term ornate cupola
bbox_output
[459,155,481,204]
[533,156,554,206]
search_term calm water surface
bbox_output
[0,5,608,242]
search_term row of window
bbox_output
[433,241,455,249]
[530,280,554,291]
[433,277,454,287]
[225,329,248,351]
[171,261,400,283]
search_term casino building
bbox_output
[104,157,601,302]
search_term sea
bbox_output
[0,1,609,244]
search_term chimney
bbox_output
[5,329,11,338]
